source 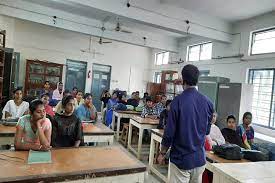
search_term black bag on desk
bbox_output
[242,150,270,162]
[213,144,242,160]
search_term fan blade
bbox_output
[102,41,112,44]
[121,29,132,34]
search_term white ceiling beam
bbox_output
[65,0,233,43]
[0,0,179,52]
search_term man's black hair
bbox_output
[181,64,199,86]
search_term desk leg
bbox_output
[137,128,144,160]
[112,112,115,130]
[127,122,133,150]
[116,116,121,140]
[148,135,155,173]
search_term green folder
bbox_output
[27,150,52,164]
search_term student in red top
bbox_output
[41,93,55,117]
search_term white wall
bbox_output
[149,11,275,84]
[1,15,152,94]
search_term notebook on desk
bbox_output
[27,150,52,164]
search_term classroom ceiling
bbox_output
[160,0,275,22]
[22,0,184,38]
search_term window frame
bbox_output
[154,51,170,65]
[187,42,212,62]
[248,68,275,130]
[250,27,275,56]
[154,72,161,83]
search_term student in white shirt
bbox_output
[2,88,29,119]
[209,112,225,146]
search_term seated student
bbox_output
[76,93,97,122]
[155,95,167,117]
[54,90,71,114]
[100,90,111,108]
[237,112,254,149]
[40,81,52,99]
[221,115,244,148]
[127,92,139,107]
[51,95,82,147]
[157,100,172,129]
[41,93,55,117]
[52,82,64,101]
[141,97,158,119]
[118,94,127,105]
[74,90,84,109]
[71,86,78,98]
[14,99,52,151]
[2,88,29,119]
[209,112,225,146]
[106,92,119,127]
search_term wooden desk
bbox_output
[0,124,16,146]
[148,130,250,183]
[83,123,114,145]
[112,110,141,140]
[128,115,159,160]
[205,151,249,172]
[0,146,146,182]
[210,161,275,183]
[148,129,167,182]
[0,123,114,145]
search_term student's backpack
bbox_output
[213,144,242,160]
[242,149,270,162]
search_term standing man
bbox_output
[158,65,214,183]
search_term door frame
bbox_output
[66,59,87,92]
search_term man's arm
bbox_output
[158,100,177,162]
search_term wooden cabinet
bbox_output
[25,60,63,97]
[160,70,179,99]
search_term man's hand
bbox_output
[157,153,166,165]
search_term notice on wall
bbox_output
[94,74,100,79]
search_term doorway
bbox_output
[65,60,87,92]
[91,63,111,111]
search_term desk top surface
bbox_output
[0,124,16,135]
[115,110,142,115]
[206,151,250,163]
[151,129,164,137]
[211,161,275,182]
[0,146,146,182]
[83,123,114,135]
[130,115,159,125]
[0,123,114,136]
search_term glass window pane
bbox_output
[188,45,200,61]
[163,52,169,64]
[249,69,275,128]
[200,43,212,60]
[252,29,275,54]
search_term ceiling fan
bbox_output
[80,36,104,58]
[98,26,112,44]
[98,36,112,44]
[114,18,133,34]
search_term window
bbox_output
[199,70,210,77]
[187,42,212,61]
[251,27,275,55]
[248,69,275,128]
[155,52,169,65]
[154,72,161,83]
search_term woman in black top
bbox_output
[157,100,172,129]
[51,95,83,147]
[221,115,244,148]
[100,90,111,108]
